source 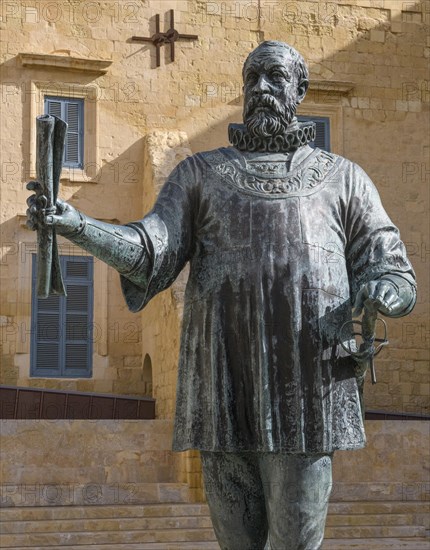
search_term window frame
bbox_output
[30,254,94,379]
[28,80,100,183]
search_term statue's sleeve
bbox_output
[345,163,416,312]
[120,157,197,312]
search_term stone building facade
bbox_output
[1,0,429,495]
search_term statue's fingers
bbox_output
[26,219,37,231]
[371,281,392,302]
[371,281,396,310]
[385,296,403,313]
[38,195,48,208]
[376,289,400,315]
[26,180,42,192]
[26,181,37,191]
[45,214,61,226]
[26,207,38,230]
[381,288,398,307]
[26,194,37,207]
[26,206,39,220]
[56,199,67,214]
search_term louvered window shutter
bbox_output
[31,255,93,378]
[64,256,93,377]
[45,98,62,119]
[44,96,84,168]
[297,116,331,152]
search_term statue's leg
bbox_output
[260,453,333,550]
[201,451,269,550]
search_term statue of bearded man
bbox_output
[27,41,416,549]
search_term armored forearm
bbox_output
[63,211,148,286]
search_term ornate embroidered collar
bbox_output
[208,148,337,199]
[228,119,316,153]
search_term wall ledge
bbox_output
[310,80,355,94]
[19,53,112,74]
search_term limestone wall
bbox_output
[1,419,427,504]
[0,1,428,418]
[332,420,429,501]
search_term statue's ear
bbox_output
[297,79,309,104]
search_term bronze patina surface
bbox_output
[27,41,416,550]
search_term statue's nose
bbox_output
[253,74,271,94]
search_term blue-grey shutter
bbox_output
[64,256,93,377]
[297,116,330,152]
[64,100,82,167]
[31,259,62,376]
[44,96,84,168]
[45,98,62,119]
[31,255,93,378]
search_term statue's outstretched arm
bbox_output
[26,155,197,309]
[26,181,148,288]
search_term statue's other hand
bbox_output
[353,279,403,318]
[26,181,81,236]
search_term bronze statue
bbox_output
[27,41,416,549]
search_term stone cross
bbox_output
[131,10,198,67]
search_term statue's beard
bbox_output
[244,94,297,139]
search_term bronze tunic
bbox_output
[121,145,416,453]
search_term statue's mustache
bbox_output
[244,94,284,118]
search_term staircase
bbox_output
[1,419,428,549]
[0,500,429,548]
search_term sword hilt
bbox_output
[339,312,389,385]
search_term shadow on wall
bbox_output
[143,353,153,397]
[186,1,427,157]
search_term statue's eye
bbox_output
[271,70,286,81]
[246,72,258,84]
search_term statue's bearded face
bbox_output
[243,50,302,139]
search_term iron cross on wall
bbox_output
[132,10,198,67]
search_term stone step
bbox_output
[323,539,430,550]
[1,501,428,549]
[0,525,426,547]
[0,512,423,534]
[0,515,215,534]
[0,498,428,549]
[0,547,213,550]
[0,483,190,507]
[328,501,430,529]
[328,500,430,515]
[0,503,211,521]
[1,541,430,550]
[326,525,426,538]
[0,528,217,547]
[2,500,428,521]
[327,513,418,526]
[4,481,428,506]
[329,482,429,502]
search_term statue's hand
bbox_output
[353,279,403,317]
[26,180,81,236]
